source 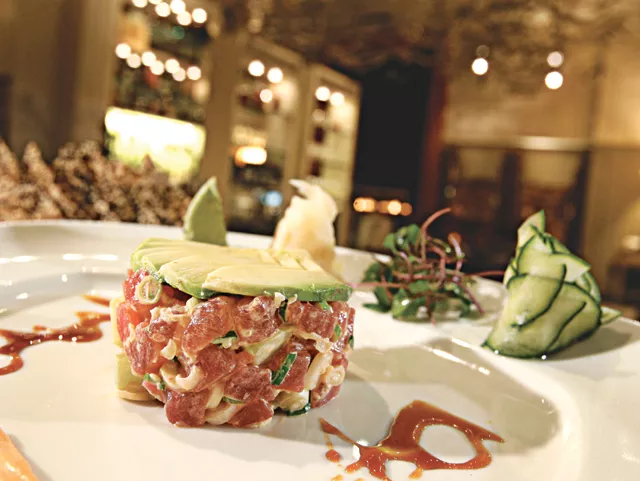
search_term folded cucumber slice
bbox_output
[503,273,565,329]
[546,292,600,354]
[546,235,570,254]
[518,233,590,282]
[584,272,601,303]
[503,261,517,286]
[547,236,600,300]
[517,233,566,279]
[517,211,546,249]
[485,276,598,358]
[533,253,589,283]
[601,306,622,325]
[575,274,591,293]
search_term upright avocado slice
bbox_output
[183,177,227,246]
[130,238,352,302]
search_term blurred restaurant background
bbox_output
[2,0,640,315]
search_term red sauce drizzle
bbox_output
[320,400,504,481]
[82,294,111,307]
[326,450,342,463]
[0,295,111,376]
[323,431,342,463]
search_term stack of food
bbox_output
[112,240,354,427]
[112,179,355,428]
[0,139,195,225]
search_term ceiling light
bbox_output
[165,58,180,74]
[267,67,283,83]
[126,54,142,68]
[192,8,207,23]
[471,58,489,76]
[170,0,185,14]
[545,71,563,90]
[177,11,191,25]
[248,60,265,77]
[173,68,186,82]
[315,86,330,101]
[186,66,201,80]
[329,92,344,106]
[141,51,156,66]
[151,60,165,75]
[259,89,273,103]
[115,43,131,59]
[155,2,170,17]
[547,51,564,68]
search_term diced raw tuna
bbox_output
[165,389,211,427]
[285,302,338,339]
[182,297,234,354]
[228,399,274,428]
[234,296,281,343]
[266,342,311,392]
[224,365,276,403]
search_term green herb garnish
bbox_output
[354,208,493,323]
[348,335,354,349]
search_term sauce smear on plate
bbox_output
[320,400,503,480]
[82,294,112,307]
[0,295,111,376]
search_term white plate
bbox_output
[1,221,639,481]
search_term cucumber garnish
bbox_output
[601,306,622,325]
[489,210,615,358]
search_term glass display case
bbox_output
[296,65,361,245]
[200,34,306,235]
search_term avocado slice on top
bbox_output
[131,238,352,302]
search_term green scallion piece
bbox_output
[285,401,311,416]
[222,396,245,404]
[271,352,297,386]
[333,323,342,341]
